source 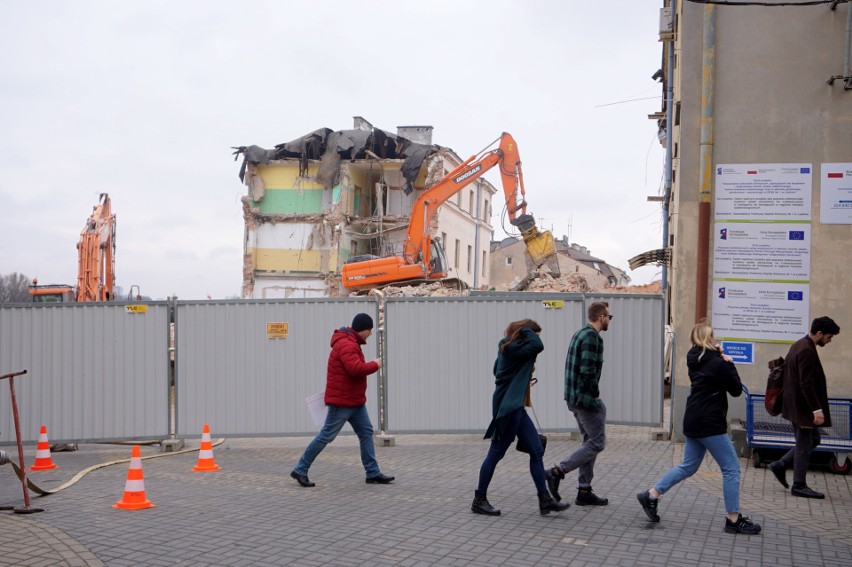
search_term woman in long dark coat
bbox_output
[471,319,570,516]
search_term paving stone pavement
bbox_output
[0,426,849,567]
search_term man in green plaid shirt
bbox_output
[545,301,612,507]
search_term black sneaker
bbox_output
[724,514,762,535]
[576,488,609,506]
[636,491,660,522]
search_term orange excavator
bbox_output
[341,132,559,291]
[29,193,116,303]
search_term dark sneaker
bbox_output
[636,491,660,522]
[769,462,789,489]
[366,473,395,484]
[791,485,825,499]
[545,467,563,502]
[724,514,762,535]
[576,488,609,506]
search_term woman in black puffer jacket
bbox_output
[636,321,762,535]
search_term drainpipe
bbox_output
[695,4,716,323]
[662,20,674,315]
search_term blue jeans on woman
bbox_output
[477,407,547,495]
[654,433,741,514]
[294,404,380,478]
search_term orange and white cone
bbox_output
[30,425,58,471]
[192,423,220,472]
[113,445,155,510]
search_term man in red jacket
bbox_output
[769,316,840,499]
[291,313,394,487]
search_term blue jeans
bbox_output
[294,404,380,478]
[558,402,606,488]
[655,433,741,514]
[477,408,547,495]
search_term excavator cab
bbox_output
[428,237,449,279]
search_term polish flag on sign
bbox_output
[747,170,757,174]
[827,173,843,179]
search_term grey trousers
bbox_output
[557,401,607,488]
[777,424,821,486]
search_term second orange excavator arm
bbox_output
[402,132,529,266]
[76,193,116,302]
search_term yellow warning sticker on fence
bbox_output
[542,300,564,309]
[266,322,289,339]
[125,305,148,314]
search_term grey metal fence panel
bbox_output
[384,294,664,433]
[175,299,379,437]
[0,302,170,444]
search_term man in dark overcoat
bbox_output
[769,316,840,499]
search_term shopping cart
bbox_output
[743,385,851,475]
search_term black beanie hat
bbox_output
[351,313,374,332]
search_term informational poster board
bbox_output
[819,163,852,224]
[713,222,810,280]
[715,164,812,220]
[712,281,809,343]
[713,164,811,344]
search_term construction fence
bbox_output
[0,293,663,444]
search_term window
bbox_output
[507,256,513,265]
[350,240,358,255]
[467,245,472,273]
[454,239,461,269]
[482,251,487,278]
[483,199,489,220]
[457,192,462,207]
[469,191,474,216]
[441,232,447,248]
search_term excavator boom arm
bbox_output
[76,193,116,302]
[403,133,528,264]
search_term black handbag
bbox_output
[516,432,547,454]
[515,403,547,454]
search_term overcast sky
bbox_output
[0,1,667,300]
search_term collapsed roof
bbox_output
[232,126,443,194]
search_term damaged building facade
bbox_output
[233,118,497,298]
[490,235,631,291]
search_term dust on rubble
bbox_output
[349,271,660,298]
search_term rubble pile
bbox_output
[378,282,467,297]
[520,271,590,292]
[605,280,663,294]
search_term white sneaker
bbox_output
[0,450,9,466]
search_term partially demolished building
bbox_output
[233,117,497,298]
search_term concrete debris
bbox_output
[518,270,590,292]
[345,274,661,298]
[606,280,663,294]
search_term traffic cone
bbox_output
[192,423,220,472]
[113,445,155,510]
[30,426,58,471]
